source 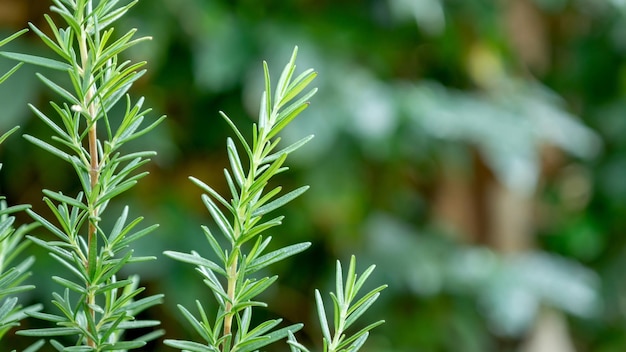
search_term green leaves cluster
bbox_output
[312,256,386,352]
[164,47,385,352]
[164,46,317,352]
[1,0,164,349]
[0,128,44,352]
[0,1,387,350]
[0,31,46,352]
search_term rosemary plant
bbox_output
[2,0,164,349]
[0,30,46,352]
[164,47,385,352]
[288,256,386,352]
[0,128,44,352]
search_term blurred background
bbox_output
[0,0,625,351]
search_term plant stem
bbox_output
[328,308,347,352]
[223,252,238,351]
[221,127,269,349]
[79,2,99,346]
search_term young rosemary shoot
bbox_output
[164,47,317,352]
[164,46,386,352]
[287,256,387,352]
[1,0,165,349]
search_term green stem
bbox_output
[222,252,238,352]
[221,122,272,349]
[79,2,99,347]
[328,307,347,352]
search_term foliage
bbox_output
[0,31,46,352]
[0,129,44,352]
[2,0,164,349]
[2,0,625,350]
[305,256,385,352]
[164,47,385,352]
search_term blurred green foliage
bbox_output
[1,0,626,350]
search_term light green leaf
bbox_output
[17,327,79,336]
[0,62,23,85]
[164,251,226,276]
[246,242,311,274]
[278,70,317,109]
[23,135,71,162]
[220,111,252,158]
[42,190,87,210]
[315,289,332,344]
[251,185,309,217]
[236,323,304,352]
[164,339,219,352]
[37,73,79,104]
[261,134,314,164]
[0,126,19,144]
[0,52,71,71]
[0,28,28,48]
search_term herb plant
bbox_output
[0,128,44,352]
[0,30,46,352]
[163,47,386,352]
[1,0,164,349]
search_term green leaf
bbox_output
[176,303,213,344]
[227,137,246,186]
[236,276,277,303]
[29,104,73,142]
[111,223,159,252]
[25,210,69,242]
[189,177,233,212]
[0,63,23,85]
[23,135,71,162]
[274,46,298,104]
[315,289,332,344]
[246,242,311,274]
[28,22,69,61]
[202,194,235,242]
[251,185,309,217]
[42,190,87,211]
[18,327,79,337]
[164,339,219,352]
[237,216,283,245]
[287,331,311,352]
[51,276,86,294]
[220,111,252,159]
[202,226,227,263]
[267,89,317,140]
[345,287,387,329]
[0,28,28,48]
[37,72,79,103]
[236,323,304,352]
[1,52,71,71]
[0,126,19,145]
[261,134,314,164]
[336,260,345,307]
[277,70,317,110]
[243,318,281,340]
[164,251,227,276]
[101,341,145,350]
[22,339,45,352]
[262,61,272,128]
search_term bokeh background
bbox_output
[0,0,625,351]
